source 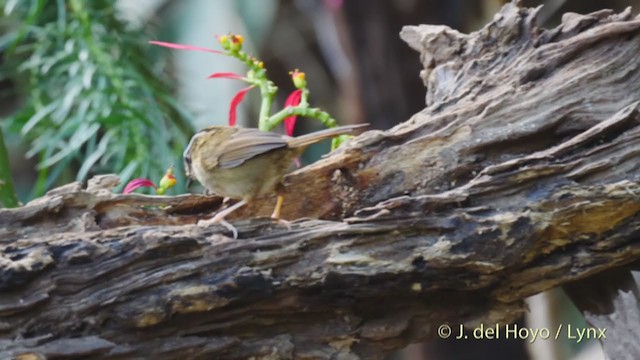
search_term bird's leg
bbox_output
[198,199,247,239]
[270,195,291,230]
[270,195,284,219]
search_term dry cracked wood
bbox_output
[3,1,640,359]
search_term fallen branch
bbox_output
[3,2,640,359]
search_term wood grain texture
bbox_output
[3,1,640,359]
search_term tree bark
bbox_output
[3,1,640,359]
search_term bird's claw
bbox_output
[198,217,238,239]
[271,217,291,231]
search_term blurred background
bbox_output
[1,0,638,359]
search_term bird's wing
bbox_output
[218,128,288,169]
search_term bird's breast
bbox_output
[191,151,293,201]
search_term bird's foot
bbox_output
[271,217,291,231]
[198,215,238,239]
[196,199,247,239]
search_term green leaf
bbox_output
[52,82,82,123]
[21,101,59,135]
[3,0,19,15]
[38,122,100,168]
[76,130,114,181]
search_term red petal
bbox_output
[284,89,303,107]
[283,89,303,136]
[148,41,223,54]
[124,178,158,194]
[229,86,255,126]
[207,72,245,80]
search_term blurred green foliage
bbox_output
[0,126,19,207]
[0,0,194,198]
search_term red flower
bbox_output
[229,86,256,126]
[157,167,177,195]
[289,69,307,89]
[283,89,303,136]
[124,178,157,194]
[205,72,253,126]
[207,72,245,80]
[217,34,244,51]
[148,41,223,54]
[150,38,255,127]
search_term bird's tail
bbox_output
[287,123,368,148]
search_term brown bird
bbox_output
[183,124,366,237]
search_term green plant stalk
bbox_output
[258,88,275,131]
[266,106,337,130]
[226,40,341,137]
[227,49,281,130]
[0,126,20,208]
[231,49,265,74]
[299,88,310,107]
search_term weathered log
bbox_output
[3,1,640,359]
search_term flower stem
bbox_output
[266,106,337,130]
[258,90,274,131]
[220,35,341,134]
[299,88,310,107]
[226,49,279,130]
